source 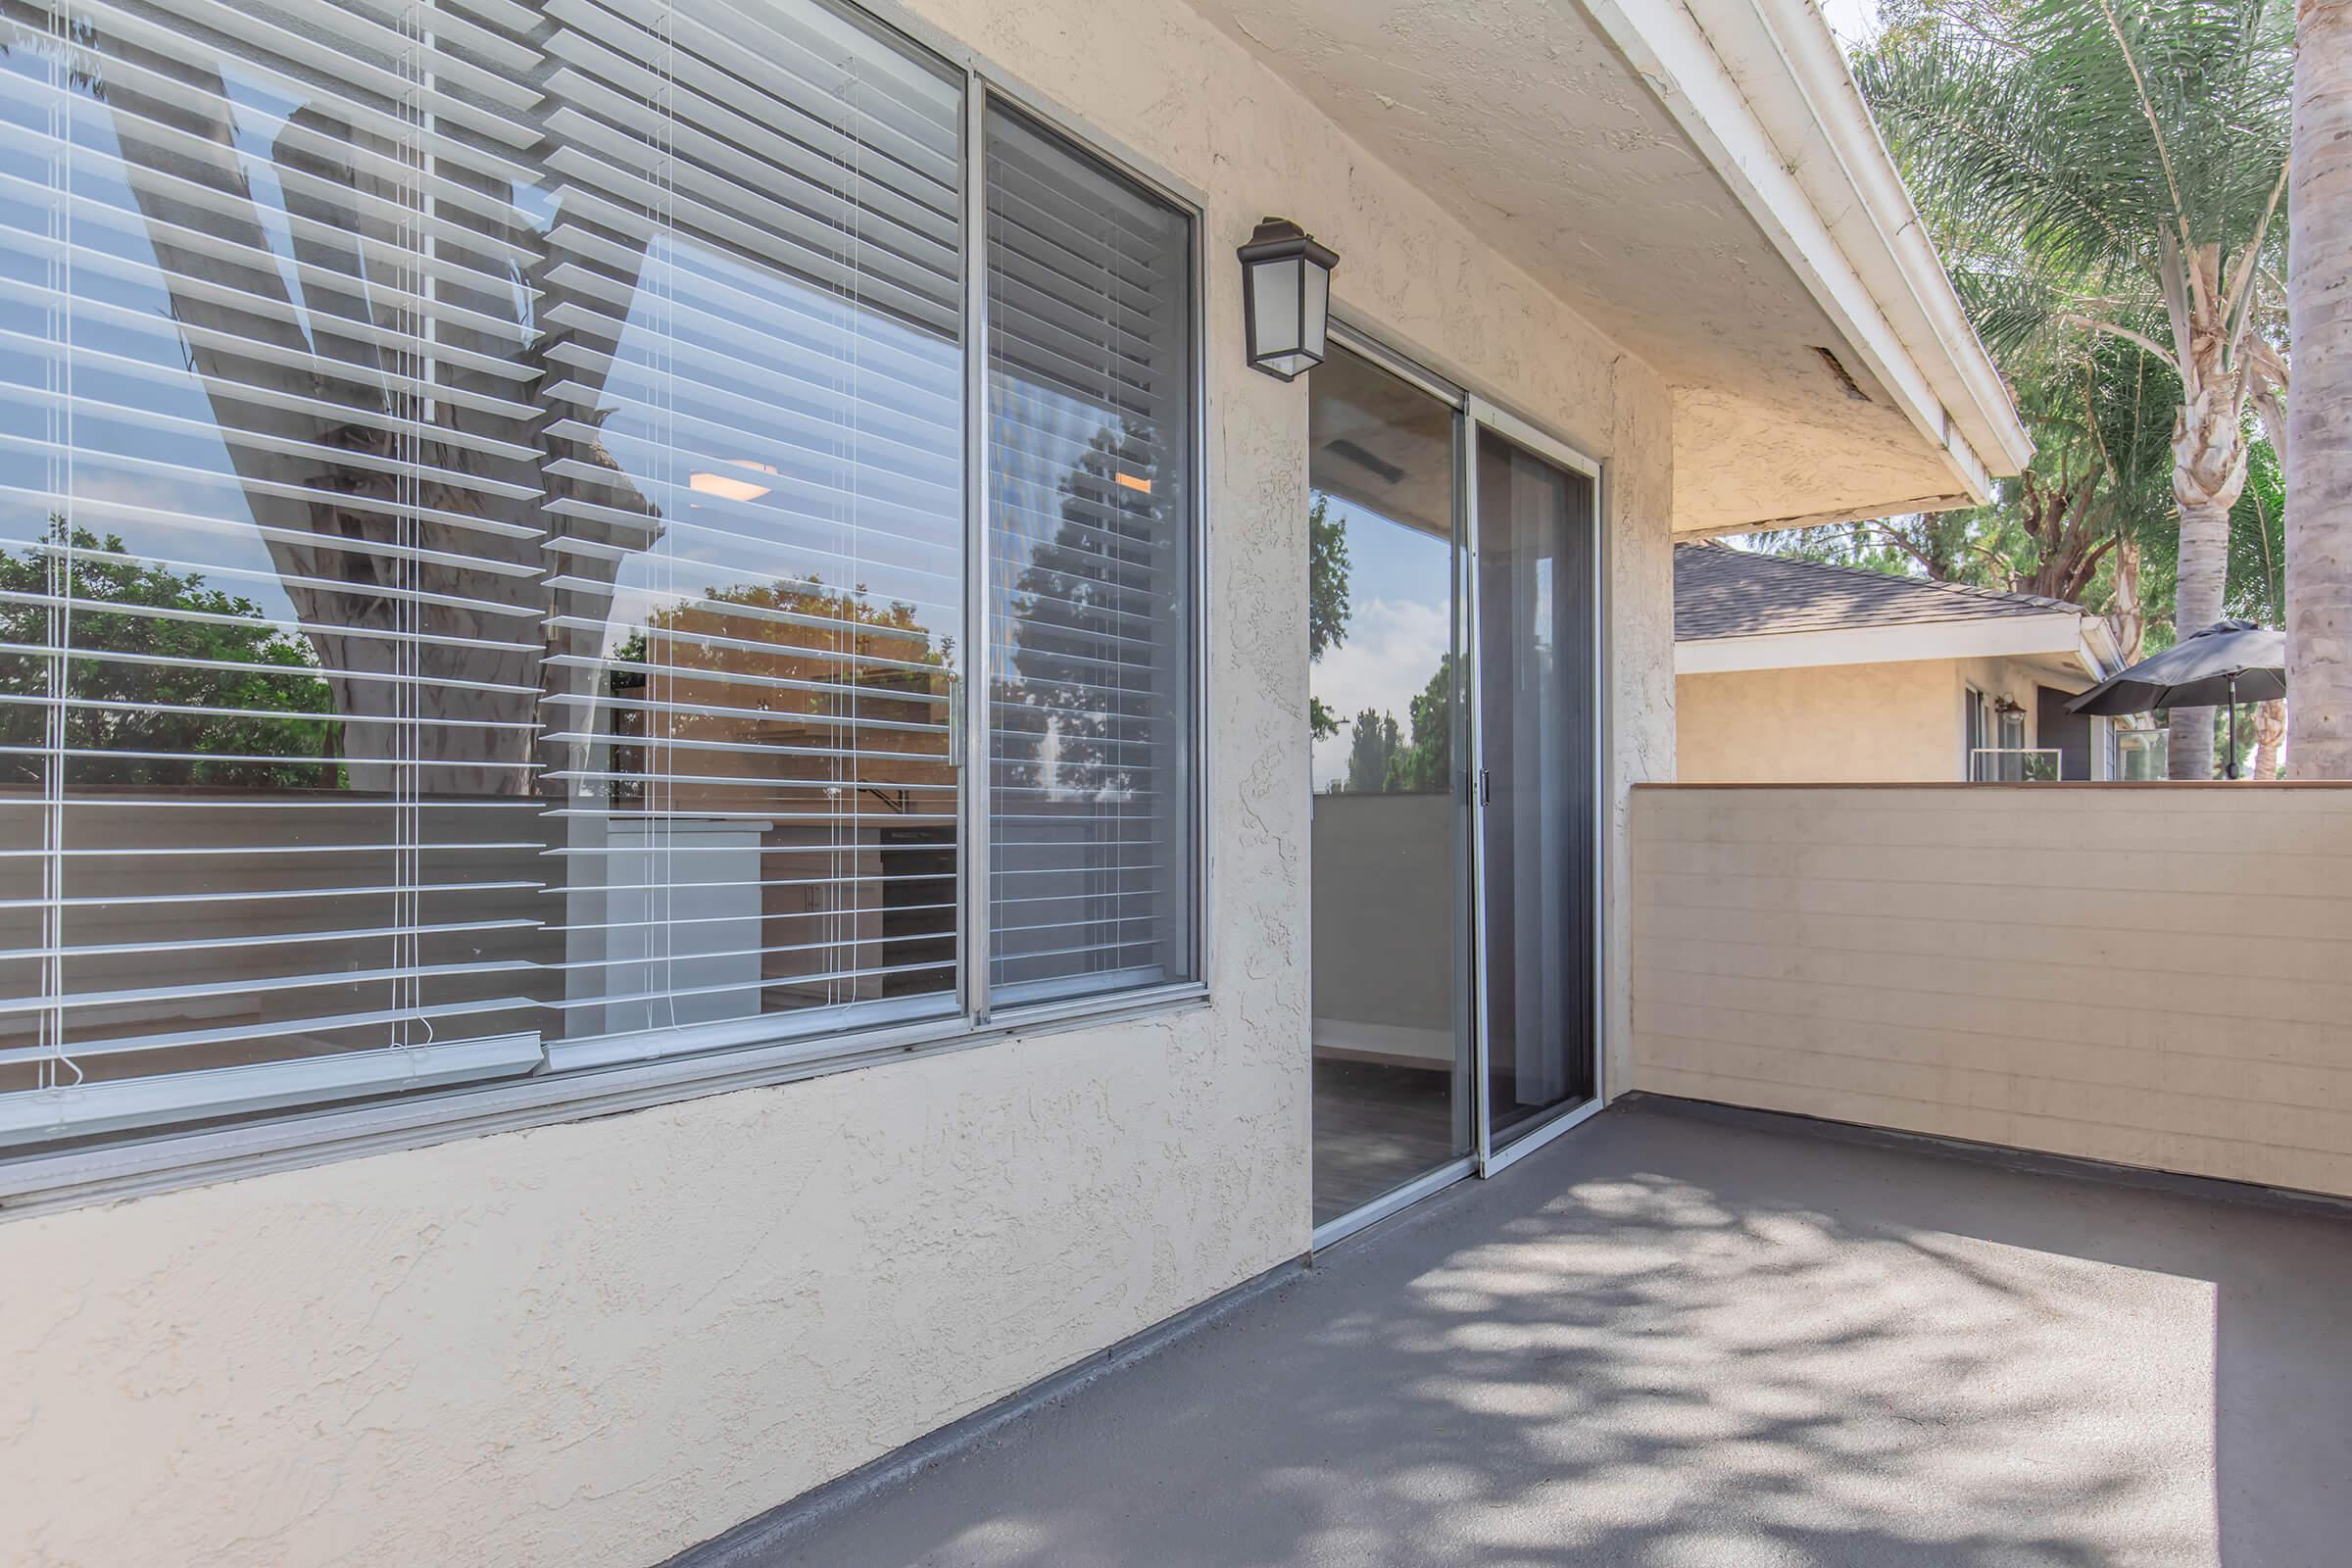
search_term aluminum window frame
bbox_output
[0,0,1212,1215]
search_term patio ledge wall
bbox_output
[1632,783,2352,1200]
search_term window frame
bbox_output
[1962,683,1988,779]
[0,0,1212,1214]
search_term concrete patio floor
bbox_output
[707,1099,2352,1567]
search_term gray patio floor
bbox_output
[719,1098,2352,1567]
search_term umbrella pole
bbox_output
[2228,674,2240,780]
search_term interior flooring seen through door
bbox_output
[1309,1059,1456,1227]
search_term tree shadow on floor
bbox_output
[755,1103,2352,1568]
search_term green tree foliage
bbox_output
[1854,0,2293,778]
[605,573,945,809]
[1342,707,1399,793]
[0,524,338,789]
[2228,432,2283,623]
[1336,654,1454,795]
[1306,493,1351,741]
[1385,653,1454,793]
[998,421,1169,796]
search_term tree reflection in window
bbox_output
[0,523,340,789]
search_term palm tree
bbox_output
[2287,0,2352,775]
[1858,0,2294,778]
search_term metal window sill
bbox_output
[0,985,1212,1221]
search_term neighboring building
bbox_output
[0,2,2029,1563]
[1675,544,2137,782]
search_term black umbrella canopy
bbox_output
[2066,619,2286,717]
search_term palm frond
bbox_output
[1855,0,2292,299]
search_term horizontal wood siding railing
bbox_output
[1632,783,2352,1199]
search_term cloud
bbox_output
[1310,594,1448,790]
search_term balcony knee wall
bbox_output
[0,1,1676,1563]
[1633,784,2352,1199]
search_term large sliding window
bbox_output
[0,0,1200,1154]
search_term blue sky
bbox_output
[1308,491,1452,791]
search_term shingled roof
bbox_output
[1674,543,2082,643]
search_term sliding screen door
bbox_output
[1473,422,1597,1148]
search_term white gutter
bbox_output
[1581,0,2034,498]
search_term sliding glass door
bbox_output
[1470,416,1600,1158]
[1305,341,1601,1235]
[1306,343,1470,1228]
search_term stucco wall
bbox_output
[1633,785,2352,1198]
[0,2,1677,1564]
[1674,655,2091,783]
[1676,659,1964,782]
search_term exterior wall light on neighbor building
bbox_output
[1238,217,1338,380]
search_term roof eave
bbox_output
[1676,610,2093,674]
[1582,0,2034,501]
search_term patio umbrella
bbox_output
[2066,618,2286,778]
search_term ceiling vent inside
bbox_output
[1325,437,1405,484]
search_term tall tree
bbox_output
[1341,709,1401,795]
[1385,655,1455,794]
[2288,0,2352,774]
[1858,0,2294,777]
[1306,495,1352,742]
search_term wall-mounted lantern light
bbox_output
[1238,217,1339,381]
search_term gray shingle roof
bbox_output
[1673,543,2082,643]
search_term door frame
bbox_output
[1462,395,1609,1179]
[1307,321,1611,1246]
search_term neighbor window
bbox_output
[0,0,1200,1152]
[1963,686,1989,779]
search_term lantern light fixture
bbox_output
[1238,217,1339,381]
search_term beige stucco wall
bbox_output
[1677,659,1963,782]
[0,2,1677,1565]
[1675,655,2086,783]
[1633,785,2352,1199]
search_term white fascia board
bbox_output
[1676,611,2090,674]
[2079,617,2124,679]
[1675,490,1979,541]
[1582,0,2034,496]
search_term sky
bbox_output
[1816,0,1884,47]
[1307,494,1451,792]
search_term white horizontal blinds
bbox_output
[983,105,1196,1005]
[0,0,967,1139]
[528,0,965,1045]
[0,0,552,1117]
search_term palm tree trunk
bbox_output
[2288,0,2352,777]
[2166,243,2251,781]
[2253,699,2287,778]
[2169,491,2233,779]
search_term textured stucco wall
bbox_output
[1675,655,2093,784]
[0,1,1678,1565]
[1633,785,2352,1197]
[1676,660,1963,782]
